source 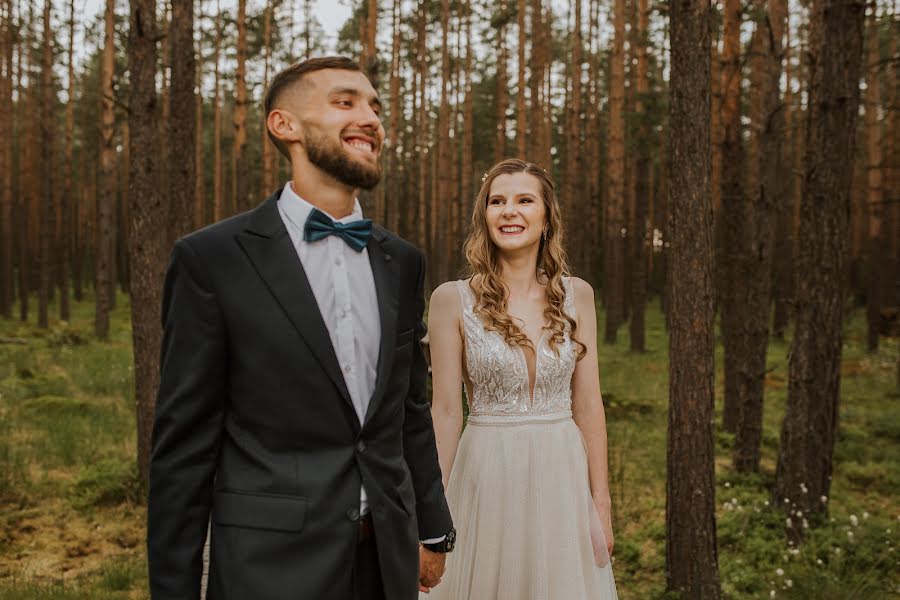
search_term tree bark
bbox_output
[494,1,509,164]
[667,0,721,594]
[96,0,116,339]
[436,0,452,284]
[58,0,74,321]
[864,11,884,352]
[233,0,248,212]
[516,0,526,157]
[386,0,402,233]
[128,0,165,489]
[212,0,222,222]
[168,0,196,244]
[629,0,649,352]
[37,0,53,329]
[774,0,864,531]
[194,1,205,229]
[0,0,12,319]
[604,0,625,343]
[719,0,744,433]
[772,20,795,339]
[734,0,785,473]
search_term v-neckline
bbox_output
[516,329,548,405]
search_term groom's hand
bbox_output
[418,546,446,593]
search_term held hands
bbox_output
[418,545,447,593]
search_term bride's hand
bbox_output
[594,495,614,556]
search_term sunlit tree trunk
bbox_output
[260,1,276,200]
[194,0,205,229]
[0,0,12,319]
[212,0,223,222]
[37,0,53,329]
[494,1,509,164]
[386,0,402,233]
[516,0,526,157]
[629,0,649,352]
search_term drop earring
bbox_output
[542,226,549,241]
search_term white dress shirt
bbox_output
[277,182,380,515]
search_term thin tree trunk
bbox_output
[261,1,275,200]
[212,1,222,222]
[734,0,786,473]
[386,0,401,233]
[461,0,473,228]
[772,17,795,339]
[0,0,12,319]
[604,0,625,343]
[528,0,542,162]
[415,0,428,252]
[719,0,744,432]
[629,0,649,352]
[774,0,864,531]
[516,0,526,157]
[864,11,884,352]
[194,0,205,229]
[168,0,196,243]
[129,0,165,489]
[37,0,53,329]
[58,0,74,321]
[667,0,721,593]
[96,0,116,339]
[233,0,248,212]
[494,1,509,164]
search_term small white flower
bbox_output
[802,518,809,529]
[800,483,808,494]
[847,531,854,539]
[724,482,731,488]
[816,559,824,565]
[776,568,784,576]
[820,495,828,504]
[786,518,793,528]
[770,591,776,598]
[850,515,859,527]
[786,579,793,588]
[862,511,869,520]
[764,500,770,506]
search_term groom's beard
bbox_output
[301,124,382,190]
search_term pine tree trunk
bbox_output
[233,0,248,212]
[0,0,12,319]
[96,0,116,339]
[774,0,864,531]
[494,2,508,164]
[37,0,53,329]
[129,0,165,489]
[212,2,222,222]
[667,0,721,594]
[461,0,473,231]
[516,0,526,158]
[734,0,785,473]
[772,18,795,339]
[528,0,542,162]
[386,0,402,233]
[719,0,744,432]
[261,2,275,200]
[604,0,625,343]
[58,0,74,321]
[168,0,196,243]
[436,0,451,285]
[415,0,428,252]
[629,0,649,352]
[864,12,884,353]
[194,2,205,229]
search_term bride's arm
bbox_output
[569,278,613,517]
[427,282,466,490]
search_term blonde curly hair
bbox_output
[463,158,586,360]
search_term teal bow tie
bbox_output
[303,208,373,252]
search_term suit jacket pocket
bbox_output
[213,490,307,532]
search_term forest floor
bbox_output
[0,292,897,599]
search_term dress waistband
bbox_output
[466,409,573,426]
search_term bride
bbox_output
[421,159,618,599]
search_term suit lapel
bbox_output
[364,227,399,424]
[235,194,355,417]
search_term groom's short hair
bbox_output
[264,56,364,161]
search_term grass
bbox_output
[1,291,897,598]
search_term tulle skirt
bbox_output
[422,411,618,600]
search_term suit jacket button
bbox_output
[346,507,360,522]
[356,440,366,453]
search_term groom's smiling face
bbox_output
[272,69,385,190]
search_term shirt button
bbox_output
[339,308,347,319]
[346,507,360,522]
[335,256,344,267]
[356,440,366,453]
[343,364,353,374]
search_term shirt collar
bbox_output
[277,181,365,231]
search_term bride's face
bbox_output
[484,172,547,254]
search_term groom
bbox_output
[147,56,454,600]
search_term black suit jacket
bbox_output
[147,192,452,600]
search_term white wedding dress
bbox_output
[422,279,618,600]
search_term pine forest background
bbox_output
[0,0,898,597]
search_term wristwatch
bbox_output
[423,527,456,553]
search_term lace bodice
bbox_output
[455,279,578,419]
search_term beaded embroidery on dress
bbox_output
[421,278,618,600]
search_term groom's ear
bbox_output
[267,108,301,160]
